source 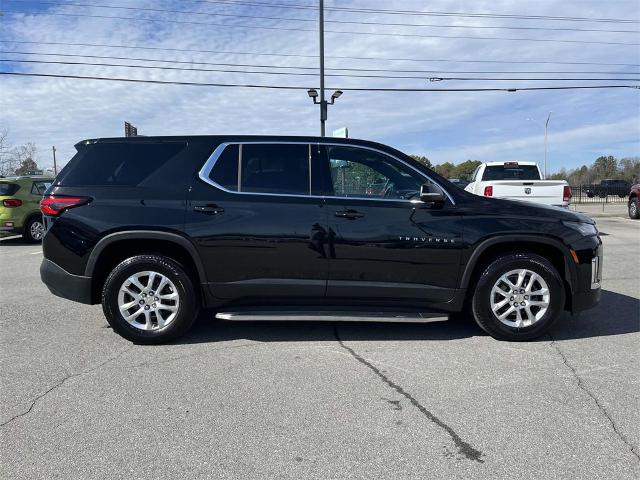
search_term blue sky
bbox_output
[0,0,638,172]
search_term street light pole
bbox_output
[319,0,326,136]
[52,146,57,175]
[544,111,552,179]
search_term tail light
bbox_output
[40,196,91,216]
[2,199,22,208]
[483,186,493,197]
[563,185,572,203]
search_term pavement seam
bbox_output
[547,334,640,462]
[0,346,133,428]
[333,325,484,463]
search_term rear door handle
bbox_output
[335,209,364,220]
[193,204,224,215]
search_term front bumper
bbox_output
[569,239,603,313]
[40,258,93,304]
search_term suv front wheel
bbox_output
[102,255,199,344]
[471,253,564,341]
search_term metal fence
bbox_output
[570,185,630,204]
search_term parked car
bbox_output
[586,179,630,198]
[40,136,602,344]
[465,161,571,208]
[629,184,640,219]
[0,175,54,242]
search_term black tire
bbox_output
[102,255,199,344]
[22,215,45,243]
[471,253,565,341]
[629,198,640,219]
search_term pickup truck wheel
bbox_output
[629,198,640,219]
[102,255,198,344]
[471,253,564,341]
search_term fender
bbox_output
[84,230,207,284]
[459,234,577,293]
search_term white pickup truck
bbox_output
[465,161,571,208]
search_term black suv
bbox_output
[40,136,602,343]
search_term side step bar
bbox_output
[215,310,448,323]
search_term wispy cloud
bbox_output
[0,0,638,170]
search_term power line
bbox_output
[3,51,638,75]
[5,0,639,34]
[4,58,638,82]
[5,10,639,46]
[4,40,638,68]
[2,71,638,92]
[188,0,640,24]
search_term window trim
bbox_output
[198,141,455,204]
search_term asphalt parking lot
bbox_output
[1,217,638,479]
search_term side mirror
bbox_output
[420,184,445,206]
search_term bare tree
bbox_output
[13,142,39,175]
[0,128,19,176]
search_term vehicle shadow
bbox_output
[545,289,639,341]
[175,289,638,345]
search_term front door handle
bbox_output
[335,209,364,220]
[193,204,224,215]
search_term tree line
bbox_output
[0,129,41,177]
[547,155,639,185]
[411,154,639,185]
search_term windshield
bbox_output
[483,165,540,181]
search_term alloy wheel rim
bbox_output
[30,221,44,240]
[490,269,550,328]
[117,271,180,331]
[631,202,637,216]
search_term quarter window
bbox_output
[326,146,425,200]
[31,181,51,195]
[209,144,239,191]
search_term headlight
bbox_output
[563,221,598,236]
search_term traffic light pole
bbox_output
[319,0,326,137]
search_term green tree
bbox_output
[453,160,481,179]
[593,155,618,179]
[434,162,455,178]
[409,155,432,169]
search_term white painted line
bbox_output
[30,251,42,255]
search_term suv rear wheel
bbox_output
[471,253,564,341]
[23,216,45,243]
[102,255,199,344]
[629,198,639,219]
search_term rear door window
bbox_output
[0,183,20,196]
[239,144,310,195]
[56,142,187,186]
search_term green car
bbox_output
[0,175,54,242]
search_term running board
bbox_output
[215,310,448,323]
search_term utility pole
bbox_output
[319,0,326,136]
[544,111,552,179]
[52,146,57,175]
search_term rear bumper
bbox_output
[40,258,94,304]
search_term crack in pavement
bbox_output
[548,334,640,462]
[333,326,484,463]
[1,346,133,428]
